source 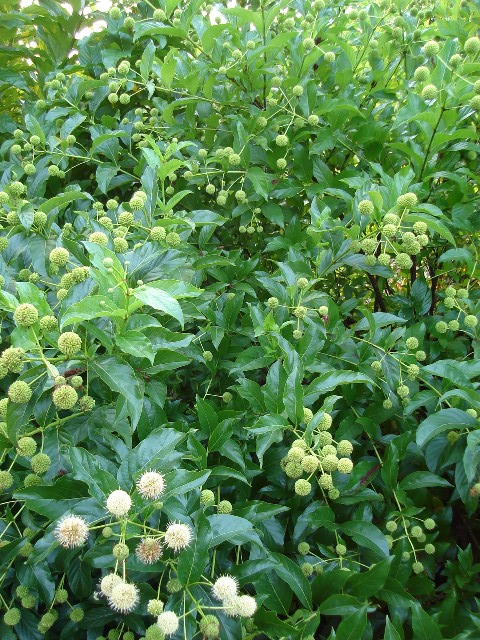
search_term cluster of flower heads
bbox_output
[280,409,354,500]
[352,192,430,271]
[47,472,257,638]
[384,515,437,575]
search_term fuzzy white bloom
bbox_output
[227,594,257,618]
[164,522,192,551]
[212,575,238,601]
[157,611,179,636]
[106,489,132,517]
[55,515,89,548]
[136,470,165,499]
[100,573,123,597]
[108,581,139,613]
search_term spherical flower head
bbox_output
[267,296,279,309]
[166,231,181,247]
[108,581,139,613]
[100,573,123,597]
[292,84,303,96]
[405,336,419,351]
[89,231,108,245]
[407,364,419,380]
[24,473,41,487]
[423,517,436,530]
[395,253,413,270]
[337,440,353,457]
[199,614,220,638]
[69,375,83,389]
[383,398,393,409]
[307,114,319,126]
[423,40,440,56]
[136,537,163,564]
[49,247,69,267]
[228,595,257,618]
[148,599,164,616]
[297,277,309,290]
[52,385,78,410]
[0,470,14,491]
[301,562,313,577]
[13,303,38,328]
[435,320,448,334]
[293,305,308,319]
[16,436,37,457]
[295,479,311,496]
[397,192,418,209]
[212,575,238,601]
[337,458,353,474]
[285,461,303,478]
[8,380,32,404]
[31,452,51,475]
[287,446,305,463]
[275,134,289,147]
[303,407,313,424]
[55,515,89,548]
[466,408,477,418]
[113,542,129,560]
[9,181,26,197]
[200,489,215,505]
[4,607,21,626]
[106,489,132,517]
[318,412,333,431]
[358,199,374,216]
[57,334,81,360]
[465,36,480,56]
[148,226,167,243]
[324,51,335,62]
[424,543,435,555]
[421,84,438,101]
[157,611,179,636]
[385,520,397,533]
[464,314,478,328]
[412,561,424,574]
[164,522,192,551]
[67,607,83,623]
[257,116,268,128]
[322,454,339,472]
[397,384,410,399]
[39,315,58,332]
[222,391,233,403]
[302,455,318,474]
[136,470,165,500]
[414,65,430,82]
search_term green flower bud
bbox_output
[31,453,51,474]
[217,500,232,514]
[53,385,78,410]
[295,479,311,496]
[8,380,32,404]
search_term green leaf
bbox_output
[399,471,452,491]
[334,606,368,640]
[416,408,477,447]
[318,594,363,616]
[116,331,155,364]
[341,521,390,557]
[270,552,312,609]
[384,617,403,640]
[161,470,211,502]
[208,514,261,548]
[70,448,118,504]
[132,286,184,327]
[60,295,124,329]
[38,191,91,213]
[90,355,144,428]
[117,428,186,490]
[411,603,443,640]
[346,559,391,598]
[247,166,271,200]
[140,40,155,79]
[177,512,212,585]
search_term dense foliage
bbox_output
[0,0,480,638]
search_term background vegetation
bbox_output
[0,0,479,638]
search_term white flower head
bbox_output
[227,594,257,618]
[212,575,238,602]
[164,522,192,552]
[55,515,89,548]
[157,611,179,636]
[108,581,139,613]
[100,573,123,597]
[136,470,166,500]
[106,489,132,517]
